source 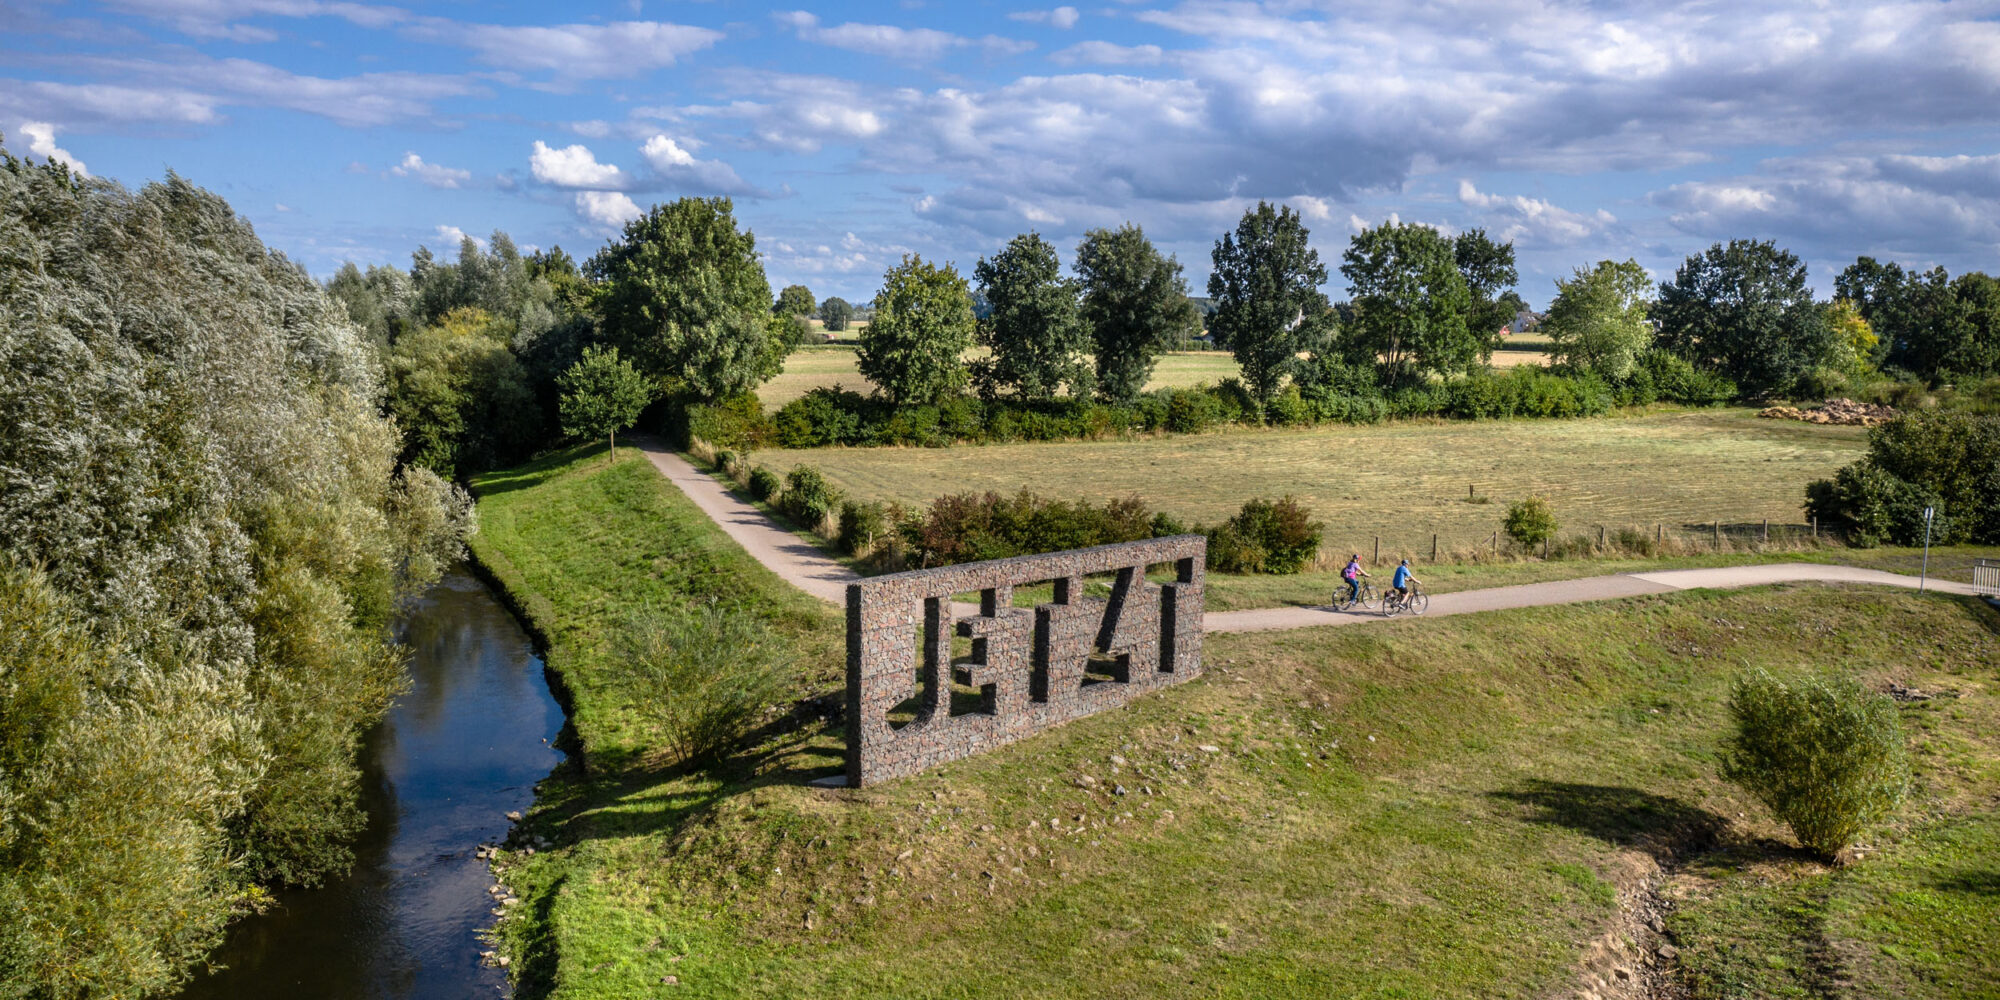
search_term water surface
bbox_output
[179,568,563,1000]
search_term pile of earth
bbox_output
[1757,398,1897,426]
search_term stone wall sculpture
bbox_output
[844,535,1205,786]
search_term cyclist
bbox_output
[1341,554,1368,606]
[1390,558,1417,604]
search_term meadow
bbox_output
[754,408,1867,555]
[760,348,1252,409]
[469,445,2000,999]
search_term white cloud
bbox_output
[98,0,408,40]
[443,20,723,78]
[432,224,485,250]
[390,151,470,188]
[1456,180,1609,246]
[17,121,88,175]
[1009,6,1079,29]
[1048,41,1164,66]
[575,190,643,229]
[530,140,624,188]
[778,11,1029,62]
[1651,153,2000,260]
[0,80,220,127]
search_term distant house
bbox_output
[1507,309,1544,335]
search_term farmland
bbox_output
[754,408,1867,554]
[757,347,1251,409]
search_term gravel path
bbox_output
[639,439,1981,632]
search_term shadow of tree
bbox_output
[1934,870,2000,898]
[1488,780,1728,862]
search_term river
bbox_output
[178,568,564,1000]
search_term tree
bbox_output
[971,231,1093,400]
[1208,202,1331,407]
[559,345,654,462]
[857,256,976,404]
[1076,224,1201,402]
[820,295,853,332]
[1654,239,1831,395]
[588,197,784,402]
[1722,670,1908,860]
[1823,299,1878,378]
[774,283,816,317]
[1542,259,1654,379]
[385,307,543,477]
[1454,228,1520,360]
[1339,221,1475,387]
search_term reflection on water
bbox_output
[178,568,564,1000]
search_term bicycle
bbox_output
[1382,581,1429,617]
[1334,579,1377,612]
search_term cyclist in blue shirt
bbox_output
[1390,559,1417,601]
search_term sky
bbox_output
[7,1,2000,308]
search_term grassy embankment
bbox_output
[469,443,2000,999]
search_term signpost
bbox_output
[1920,506,1935,594]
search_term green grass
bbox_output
[468,444,842,764]
[756,408,1867,556]
[466,448,2000,998]
[757,349,1244,410]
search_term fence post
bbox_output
[1469,484,1475,501]
[1598,525,1605,549]
[1373,536,1379,565]
[1714,520,1721,549]
[1542,537,1549,560]
[1491,531,1498,556]
[1812,516,1818,541]
[1762,519,1769,544]
[1656,522,1663,546]
[1431,534,1438,562]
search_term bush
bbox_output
[619,605,793,765]
[1804,463,1947,547]
[684,391,773,451]
[1721,670,1909,860]
[772,386,864,448]
[898,491,1160,566]
[781,465,842,530]
[712,449,736,473]
[1638,349,1737,405]
[1504,496,1560,548]
[1207,496,1323,574]
[838,500,888,556]
[1163,386,1225,433]
[747,466,781,502]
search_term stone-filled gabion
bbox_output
[845,535,1206,786]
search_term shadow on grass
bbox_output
[469,443,610,498]
[1934,870,2000,898]
[1489,780,1727,862]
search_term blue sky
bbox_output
[7,1,2000,306]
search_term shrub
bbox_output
[747,466,782,502]
[1804,462,1948,547]
[781,465,842,530]
[838,500,888,556]
[1163,387,1224,433]
[1207,496,1323,574]
[1721,669,1909,860]
[772,386,864,448]
[712,449,736,473]
[1504,496,1560,548]
[898,491,1161,566]
[1638,349,1737,405]
[619,605,793,765]
[684,391,773,451]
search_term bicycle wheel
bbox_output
[1411,593,1430,615]
[1382,593,1404,617]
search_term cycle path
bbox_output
[639,440,1982,633]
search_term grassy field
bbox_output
[756,408,1868,555]
[468,444,2000,999]
[758,348,1243,409]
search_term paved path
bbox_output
[640,439,1983,632]
[638,439,858,604]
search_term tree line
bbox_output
[2,144,472,997]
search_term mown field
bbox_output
[759,348,1247,409]
[468,444,2000,1000]
[756,408,1867,555]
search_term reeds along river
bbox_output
[178,568,564,1000]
